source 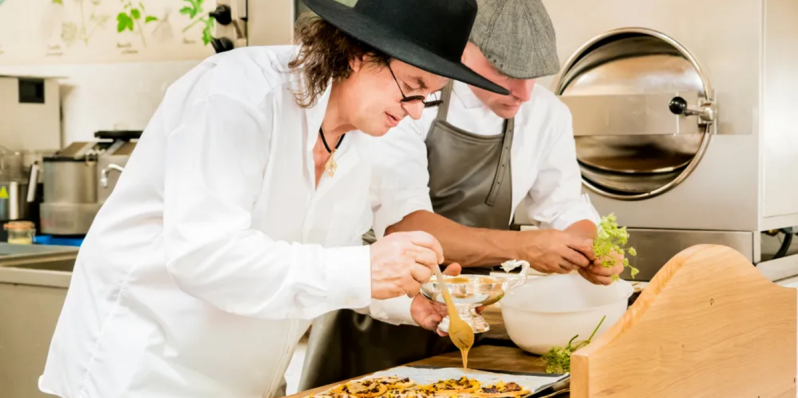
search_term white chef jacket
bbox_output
[39,46,415,398]
[371,80,600,237]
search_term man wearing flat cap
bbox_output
[298,0,626,389]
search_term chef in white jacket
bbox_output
[37,0,508,397]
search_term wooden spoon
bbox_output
[433,264,475,371]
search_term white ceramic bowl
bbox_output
[500,274,633,355]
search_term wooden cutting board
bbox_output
[571,244,797,398]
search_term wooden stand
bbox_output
[571,245,797,398]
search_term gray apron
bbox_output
[298,82,514,391]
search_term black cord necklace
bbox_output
[319,127,345,177]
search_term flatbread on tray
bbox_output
[311,376,530,398]
[375,376,416,390]
[471,382,531,398]
[425,377,482,394]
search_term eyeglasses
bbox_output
[388,64,442,109]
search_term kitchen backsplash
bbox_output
[0,60,200,144]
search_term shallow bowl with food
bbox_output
[421,261,530,333]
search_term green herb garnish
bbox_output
[594,213,638,281]
[542,315,606,374]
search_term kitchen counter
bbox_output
[0,243,78,398]
[286,345,566,398]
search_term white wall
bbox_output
[0,61,201,144]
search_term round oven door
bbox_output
[551,28,718,200]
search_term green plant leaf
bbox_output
[179,6,193,15]
[145,16,158,23]
[181,0,201,18]
[130,8,141,19]
[52,0,63,5]
[201,18,214,45]
[116,12,132,32]
[139,2,145,11]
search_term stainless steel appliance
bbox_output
[520,0,798,281]
[0,150,33,222]
[0,149,46,243]
[38,131,140,236]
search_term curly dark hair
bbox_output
[288,14,392,108]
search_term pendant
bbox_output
[324,151,338,177]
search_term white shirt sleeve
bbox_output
[163,94,372,320]
[370,117,434,238]
[522,105,600,231]
[354,296,417,326]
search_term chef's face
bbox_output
[462,43,536,119]
[344,57,448,137]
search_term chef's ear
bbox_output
[350,54,377,73]
[350,56,364,72]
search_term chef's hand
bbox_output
[410,263,472,336]
[370,231,444,300]
[519,230,594,274]
[578,249,624,286]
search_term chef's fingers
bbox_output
[420,312,443,332]
[588,262,614,277]
[560,247,590,268]
[555,262,575,274]
[557,257,580,273]
[594,275,613,286]
[405,231,445,264]
[409,246,440,268]
[410,263,433,285]
[577,268,598,284]
[440,308,449,319]
[405,281,422,298]
[443,263,462,276]
[579,267,612,286]
[567,238,596,261]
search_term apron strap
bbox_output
[485,117,514,206]
[434,81,455,122]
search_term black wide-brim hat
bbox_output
[301,0,510,95]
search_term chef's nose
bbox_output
[509,79,536,103]
[403,101,424,120]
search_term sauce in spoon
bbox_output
[433,265,475,374]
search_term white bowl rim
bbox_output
[501,277,634,314]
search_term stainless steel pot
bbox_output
[42,160,97,204]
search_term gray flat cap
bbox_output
[468,0,560,79]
